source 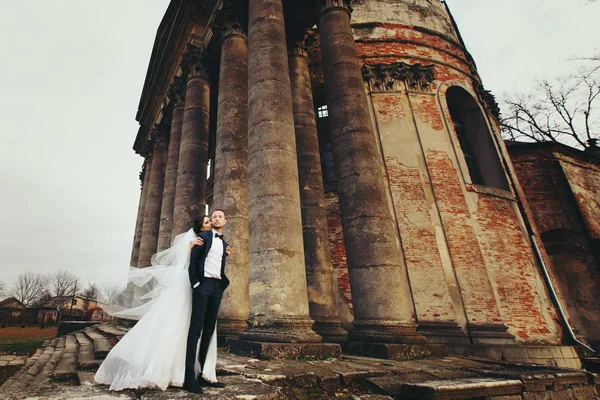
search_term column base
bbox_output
[217,318,248,346]
[346,341,447,361]
[227,339,342,360]
[348,319,428,344]
[470,323,515,345]
[417,320,471,344]
[313,319,348,344]
[240,316,322,343]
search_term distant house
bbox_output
[0,297,26,325]
[31,296,116,325]
[87,306,116,322]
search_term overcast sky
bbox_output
[0,1,598,296]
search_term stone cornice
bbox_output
[361,62,435,92]
[134,0,219,155]
[474,82,501,122]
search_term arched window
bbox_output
[446,87,509,190]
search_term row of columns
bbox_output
[130,0,424,345]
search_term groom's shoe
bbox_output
[198,376,226,388]
[183,379,204,394]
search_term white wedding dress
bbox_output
[95,229,218,391]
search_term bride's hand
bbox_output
[226,245,231,256]
[189,238,204,250]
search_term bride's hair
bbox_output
[193,215,209,235]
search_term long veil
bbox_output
[101,229,196,319]
[98,228,219,385]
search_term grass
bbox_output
[0,326,58,355]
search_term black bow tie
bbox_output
[214,233,224,240]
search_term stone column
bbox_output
[130,155,153,266]
[240,0,320,343]
[212,4,250,339]
[172,45,211,237]
[158,77,186,250]
[317,0,424,344]
[138,126,168,267]
[126,153,153,307]
[289,35,347,343]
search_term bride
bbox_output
[95,215,223,391]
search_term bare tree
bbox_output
[100,284,124,304]
[81,282,98,300]
[0,280,6,299]
[501,56,599,149]
[49,270,79,298]
[9,272,47,307]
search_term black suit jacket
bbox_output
[188,230,230,292]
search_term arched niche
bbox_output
[446,86,509,190]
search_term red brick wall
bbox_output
[558,158,600,239]
[309,17,566,344]
[324,191,352,309]
[369,92,458,325]
[355,23,562,343]
[509,144,600,345]
[425,150,503,325]
[475,195,557,341]
[508,149,583,234]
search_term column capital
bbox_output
[167,76,186,107]
[211,0,248,41]
[361,62,435,92]
[181,44,211,80]
[150,124,168,150]
[318,0,353,16]
[139,162,147,188]
[290,31,319,59]
[140,139,154,159]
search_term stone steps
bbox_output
[83,326,113,359]
[32,337,65,385]
[51,333,79,382]
[75,331,100,371]
[0,323,123,394]
[1,323,599,399]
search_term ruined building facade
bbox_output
[128,0,593,365]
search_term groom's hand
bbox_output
[226,246,231,256]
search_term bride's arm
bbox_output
[189,245,202,289]
[189,237,204,251]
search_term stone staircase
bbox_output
[0,323,598,399]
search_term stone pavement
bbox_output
[0,323,598,399]
[0,355,27,367]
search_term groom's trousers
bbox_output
[185,278,223,381]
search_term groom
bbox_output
[184,209,230,394]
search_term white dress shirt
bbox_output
[203,229,223,279]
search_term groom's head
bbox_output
[211,209,227,229]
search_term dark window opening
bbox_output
[446,87,509,190]
[315,104,337,189]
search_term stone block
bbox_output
[490,396,523,400]
[400,377,523,400]
[346,341,447,360]
[227,339,341,360]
